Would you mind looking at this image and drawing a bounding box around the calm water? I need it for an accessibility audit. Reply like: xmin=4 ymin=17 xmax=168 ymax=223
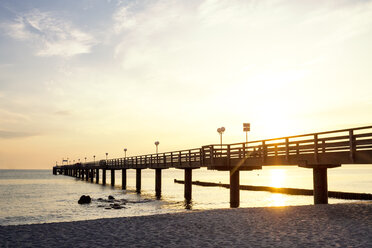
xmin=1 ymin=165 xmax=372 ymax=226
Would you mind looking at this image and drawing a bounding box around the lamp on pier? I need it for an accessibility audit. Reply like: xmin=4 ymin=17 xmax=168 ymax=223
xmin=217 ymin=127 xmax=225 ymax=149
xmin=105 ymin=152 xmax=108 ymax=161
xmin=124 ymin=148 xmax=127 ymax=158
xmin=155 ymin=141 xmax=160 ymax=154
xmin=93 ymin=155 xmax=96 ymax=163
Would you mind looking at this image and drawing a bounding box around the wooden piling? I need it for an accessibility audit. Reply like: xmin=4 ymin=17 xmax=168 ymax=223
xmin=102 ymin=169 xmax=106 ymax=185
xmin=90 ymin=169 xmax=94 ymax=182
xmin=122 ymin=169 xmax=127 ymax=190
xmin=111 ymin=169 xmax=115 ymax=186
xmin=136 ymin=169 xmax=141 ymax=193
xmin=155 ymin=168 xmax=162 ymax=198
xmin=96 ymin=169 xmax=99 ymax=183
xmin=313 ymin=168 xmax=328 ymax=204
xmin=184 ymin=168 xmax=192 ymax=202
xmin=230 ymin=169 xmax=240 ymax=208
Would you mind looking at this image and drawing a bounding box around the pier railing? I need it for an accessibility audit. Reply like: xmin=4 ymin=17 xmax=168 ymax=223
xmin=57 ymin=125 xmax=372 ymax=170
xmin=202 ymin=125 xmax=372 ymax=168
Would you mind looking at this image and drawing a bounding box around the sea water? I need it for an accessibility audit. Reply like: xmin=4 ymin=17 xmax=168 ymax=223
xmin=1 ymin=165 xmax=372 ymax=226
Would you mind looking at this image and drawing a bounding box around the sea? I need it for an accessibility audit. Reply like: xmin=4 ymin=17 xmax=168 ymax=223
xmin=1 ymin=165 xmax=372 ymax=226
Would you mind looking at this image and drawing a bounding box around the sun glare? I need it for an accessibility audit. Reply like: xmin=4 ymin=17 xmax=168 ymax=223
xmin=269 ymin=169 xmax=286 ymax=188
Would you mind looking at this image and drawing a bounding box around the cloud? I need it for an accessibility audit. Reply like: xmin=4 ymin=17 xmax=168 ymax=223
xmin=53 ymin=110 xmax=72 ymax=116
xmin=3 ymin=9 xmax=97 ymax=57
xmin=0 ymin=130 xmax=38 ymax=139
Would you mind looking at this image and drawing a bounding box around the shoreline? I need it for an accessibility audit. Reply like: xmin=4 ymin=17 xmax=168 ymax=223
xmin=1 ymin=203 xmax=371 ymax=247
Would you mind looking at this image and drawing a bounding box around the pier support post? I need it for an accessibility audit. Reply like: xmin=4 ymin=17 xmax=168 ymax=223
xmin=111 ymin=169 xmax=115 ymax=186
xmin=122 ymin=169 xmax=127 ymax=190
xmin=96 ymin=169 xmax=99 ymax=184
xmin=313 ymin=168 xmax=328 ymax=204
xmin=230 ymin=169 xmax=240 ymax=208
xmin=155 ymin=168 xmax=162 ymax=199
xmin=299 ymin=164 xmax=341 ymax=205
xmin=136 ymin=169 xmax=142 ymax=193
xmin=184 ymin=168 xmax=192 ymax=202
xmin=102 ymin=169 xmax=106 ymax=185
xmin=81 ymin=169 xmax=85 ymax=180
xmin=85 ymin=169 xmax=89 ymax=181
xmin=90 ymin=169 xmax=94 ymax=182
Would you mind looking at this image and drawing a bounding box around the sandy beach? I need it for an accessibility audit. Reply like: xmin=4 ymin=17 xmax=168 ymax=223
xmin=1 ymin=203 xmax=371 ymax=247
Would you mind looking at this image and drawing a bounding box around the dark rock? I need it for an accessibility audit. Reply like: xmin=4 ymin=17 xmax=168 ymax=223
xmin=108 ymin=195 xmax=115 ymax=200
xmin=78 ymin=195 xmax=91 ymax=204
xmin=112 ymin=203 xmax=123 ymax=209
xmin=97 ymin=198 xmax=104 ymax=201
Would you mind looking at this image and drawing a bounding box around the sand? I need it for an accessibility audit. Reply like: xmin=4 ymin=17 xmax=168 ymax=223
xmin=1 ymin=203 xmax=371 ymax=247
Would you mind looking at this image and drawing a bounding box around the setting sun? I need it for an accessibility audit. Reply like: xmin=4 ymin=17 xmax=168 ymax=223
xmin=269 ymin=169 xmax=286 ymax=188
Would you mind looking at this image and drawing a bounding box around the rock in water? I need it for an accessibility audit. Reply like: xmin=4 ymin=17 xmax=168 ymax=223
xmin=78 ymin=195 xmax=91 ymax=204
xmin=108 ymin=195 xmax=115 ymax=200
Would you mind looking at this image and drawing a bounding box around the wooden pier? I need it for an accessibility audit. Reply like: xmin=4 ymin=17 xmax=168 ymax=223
xmin=53 ymin=126 xmax=372 ymax=207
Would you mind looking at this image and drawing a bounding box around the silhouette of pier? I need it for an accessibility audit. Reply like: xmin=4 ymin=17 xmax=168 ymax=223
xmin=53 ymin=125 xmax=372 ymax=207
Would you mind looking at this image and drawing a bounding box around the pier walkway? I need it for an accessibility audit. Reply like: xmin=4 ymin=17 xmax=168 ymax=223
xmin=53 ymin=126 xmax=372 ymax=207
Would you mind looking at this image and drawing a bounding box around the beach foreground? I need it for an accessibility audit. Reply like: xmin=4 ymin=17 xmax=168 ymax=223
xmin=1 ymin=203 xmax=371 ymax=247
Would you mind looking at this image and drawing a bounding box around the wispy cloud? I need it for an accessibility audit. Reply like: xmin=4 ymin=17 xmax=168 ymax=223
xmin=2 ymin=9 xmax=97 ymax=57
xmin=0 ymin=130 xmax=38 ymax=139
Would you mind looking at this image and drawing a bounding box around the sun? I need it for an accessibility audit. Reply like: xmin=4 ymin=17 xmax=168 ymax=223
xmin=269 ymin=169 xmax=286 ymax=188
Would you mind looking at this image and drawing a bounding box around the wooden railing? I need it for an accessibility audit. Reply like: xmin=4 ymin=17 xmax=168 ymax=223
xmin=57 ymin=125 xmax=372 ymax=169
xmin=202 ymin=125 xmax=372 ymax=165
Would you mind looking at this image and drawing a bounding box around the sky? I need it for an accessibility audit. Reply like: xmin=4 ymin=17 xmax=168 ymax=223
xmin=0 ymin=0 xmax=372 ymax=169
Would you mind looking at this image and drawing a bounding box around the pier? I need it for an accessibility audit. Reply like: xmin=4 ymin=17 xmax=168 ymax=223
xmin=53 ymin=126 xmax=372 ymax=207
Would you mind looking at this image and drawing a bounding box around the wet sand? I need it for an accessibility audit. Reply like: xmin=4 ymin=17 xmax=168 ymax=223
xmin=1 ymin=203 xmax=371 ymax=247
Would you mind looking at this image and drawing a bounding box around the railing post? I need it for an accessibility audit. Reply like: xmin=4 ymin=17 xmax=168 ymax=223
xmin=285 ymin=138 xmax=290 ymax=162
xmin=242 ymin=143 xmax=246 ymax=159
xmin=262 ymin=141 xmax=266 ymax=163
xmin=314 ymin=134 xmax=319 ymax=163
xmin=322 ymin=140 xmax=326 ymax=153
xmin=163 ymin=153 xmax=166 ymax=167
xmin=296 ymin=142 xmax=300 ymax=155
xmin=189 ymin=150 xmax=192 ymax=167
xmin=199 ymin=148 xmax=203 ymax=166
xmin=275 ymin=145 xmax=278 ymax=157
xmin=349 ymin=130 xmax=355 ymax=163
xmin=210 ymin=146 xmax=214 ymax=166
xmin=171 ymin=152 xmax=173 ymax=166
xmin=179 ymin=151 xmax=182 ymax=167
xmin=227 ymin=144 xmax=231 ymax=161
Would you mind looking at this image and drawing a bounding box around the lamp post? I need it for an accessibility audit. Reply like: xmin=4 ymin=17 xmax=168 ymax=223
xmin=105 ymin=153 xmax=108 ymax=161
xmin=93 ymin=155 xmax=96 ymax=163
xmin=124 ymin=148 xmax=127 ymax=158
xmin=217 ymin=127 xmax=225 ymax=148
xmin=155 ymin=141 xmax=160 ymax=154
xmin=84 ymin=157 xmax=87 ymax=163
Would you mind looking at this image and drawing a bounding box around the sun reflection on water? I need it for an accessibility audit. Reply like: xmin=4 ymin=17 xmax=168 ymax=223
xmin=267 ymin=169 xmax=287 ymax=206
xmin=268 ymin=193 xmax=286 ymax=207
